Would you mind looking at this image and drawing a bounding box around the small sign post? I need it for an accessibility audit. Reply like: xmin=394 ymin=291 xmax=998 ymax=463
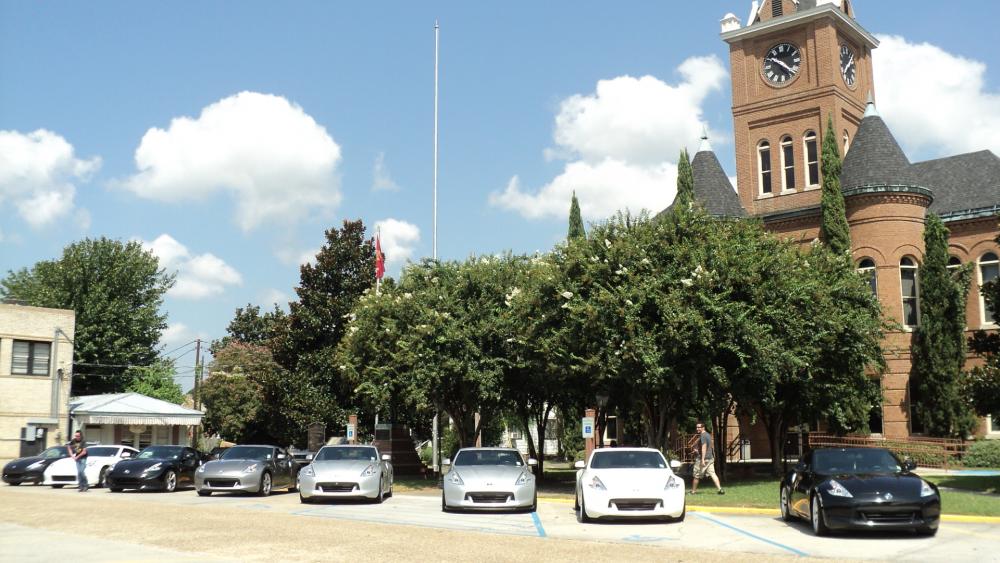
xmin=346 ymin=424 xmax=356 ymax=442
xmin=581 ymin=417 xmax=595 ymax=439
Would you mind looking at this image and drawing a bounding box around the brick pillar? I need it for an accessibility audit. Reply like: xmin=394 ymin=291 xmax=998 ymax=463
xmin=584 ymin=408 xmax=596 ymax=463
xmin=348 ymin=414 xmax=358 ymax=445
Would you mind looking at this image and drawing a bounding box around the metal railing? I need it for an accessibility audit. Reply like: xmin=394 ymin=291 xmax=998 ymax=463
xmin=807 ymin=432 xmax=967 ymax=469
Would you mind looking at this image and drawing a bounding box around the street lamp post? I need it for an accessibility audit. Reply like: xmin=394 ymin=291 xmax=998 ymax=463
xmin=595 ymin=391 xmax=609 ymax=448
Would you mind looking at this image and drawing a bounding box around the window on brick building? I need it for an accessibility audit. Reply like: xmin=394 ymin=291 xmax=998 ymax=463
xmin=980 ymin=252 xmax=999 ymax=325
xmin=900 ymin=256 xmax=920 ymax=327
xmin=857 ymin=258 xmax=877 ymax=298
xmin=868 ymin=402 xmax=883 ymax=435
xmin=780 ymin=136 xmax=795 ymax=191
xmin=947 ymin=256 xmax=962 ymax=270
xmin=803 ymin=130 xmax=819 ymax=187
xmin=758 ymin=141 xmax=773 ymax=195
xmin=12 ymin=340 xmax=50 ymax=375
xmin=843 ymin=131 xmax=850 ymax=155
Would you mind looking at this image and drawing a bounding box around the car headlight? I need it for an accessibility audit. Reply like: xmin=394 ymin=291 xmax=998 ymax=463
xmin=301 ymin=465 xmax=314 ymax=477
xmin=244 ymin=463 xmax=259 ymax=474
xmin=360 ymin=464 xmax=377 ymax=477
xmin=920 ymin=480 xmax=936 ymax=497
xmin=27 ymin=461 xmax=45 ymax=470
xmin=143 ymin=463 xmax=163 ymax=473
xmin=665 ymin=475 xmax=682 ymax=489
xmin=825 ymin=479 xmax=853 ymax=498
xmin=197 ymin=464 xmax=206 ymax=473
xmin=515 ymin=471 xmax=532 ymax=486
xmin=588 ymin=475 xmax=607 ymax=491
xmin=447 ymin=471 xmax=464 ymax=486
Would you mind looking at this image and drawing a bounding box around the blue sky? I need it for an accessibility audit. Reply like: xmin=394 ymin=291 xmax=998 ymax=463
xmin=3 ymin=1 xmax=1000 ymax=389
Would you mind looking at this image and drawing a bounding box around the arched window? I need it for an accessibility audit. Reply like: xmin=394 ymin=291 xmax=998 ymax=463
xmin=758 ymin=141 xmax=773 ymax=195
xmin=858 ymin=258 xmax=877 ymax=298
xmin=843 ymin=130 xmax=850 ymax=155
xmin=803 ymin=130 xmax=819 ymax=187
xmin=980 ymin=252 xmax=999 ymax=325
xmin=947 ymin=256 xmax=962 ymax=270
xmin=900 ymin=256 xmax=920 ymax=327
xmin=780 ymin=135 xmax=795 ymax=191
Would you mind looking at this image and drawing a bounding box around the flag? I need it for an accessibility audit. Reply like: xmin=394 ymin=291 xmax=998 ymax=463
xmin=375 ymin=233 xmax=385 ymax=280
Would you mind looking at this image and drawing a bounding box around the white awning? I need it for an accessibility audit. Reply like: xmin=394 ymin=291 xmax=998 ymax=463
xmin=73 ymin=414 xmax=202 ymax=426
xmin=69 ymin=392 xmax=204 ymax=427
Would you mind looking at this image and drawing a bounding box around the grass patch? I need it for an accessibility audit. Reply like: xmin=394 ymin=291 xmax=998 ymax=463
xmin=923 ymin=474 xmax=999 ymax=494
xmin=684 ymin=477 xmax=776 ymax=508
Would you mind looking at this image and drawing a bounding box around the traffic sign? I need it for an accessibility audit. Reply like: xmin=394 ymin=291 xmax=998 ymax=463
xmin=346 ymin=423 xmax=356 ymax=440
xmin=581 ymin=416 xmax=595 ymax=439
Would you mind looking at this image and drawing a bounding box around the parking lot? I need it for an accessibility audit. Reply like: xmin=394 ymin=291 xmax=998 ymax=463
xmin=1 ymin=484 xmax=998 ymax=562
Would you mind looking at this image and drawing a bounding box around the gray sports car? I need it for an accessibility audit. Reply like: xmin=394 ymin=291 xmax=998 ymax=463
xmin=297 ymin=445 xmax=393 ymax=503
xmin=442 ymin=448 xmax=537 ymax=512
xmin=194 ymin=445 xmax=297 ymax=496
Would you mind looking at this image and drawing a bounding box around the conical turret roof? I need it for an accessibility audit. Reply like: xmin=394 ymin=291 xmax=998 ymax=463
xmin=841 ymin=98 xmax=920 ymax=190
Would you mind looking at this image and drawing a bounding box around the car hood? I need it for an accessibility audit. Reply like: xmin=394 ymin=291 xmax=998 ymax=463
xmin=202 ymin=460 xmax=263 ymax=474
xmin=5 ymin=455 xmax=61 ymax=472
xmin=821 ymin=472 xmax=927 ymax=496
xmin=585 ymin=468 xmax=673 ymax=492
xmin=311 ymin=460 xmax=376 ymax=478
xmin=448 ymin=466 xmax=527 ymax=484
xmin=44 ymin=458 xmax=78 ymax=473
xmin=110 ymin=458 xmax=172 ymax=473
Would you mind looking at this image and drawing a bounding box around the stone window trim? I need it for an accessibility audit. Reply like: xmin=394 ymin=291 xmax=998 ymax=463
xmin=979 ymin=251 xmax=999 ymax=327
xmin=802 ymin=130 xmax=819 ymax=188
xmin=780 ymin=135 xmax=796 ymax=193
xmin=899 ymin=256 xmax=920 ymax=330
xmin=757 ymin=140 xmax=773 ymax=197
xmin=11 ymin=339 xmax=52 ymax=376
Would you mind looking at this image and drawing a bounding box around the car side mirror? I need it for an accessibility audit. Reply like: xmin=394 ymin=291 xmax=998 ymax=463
xmin=442 ymin=458 xmax=451 ymax=466
xmin=794 ymin=461 xmax=807 ymax=472
xmin=381 ymin=454 xmax=391 ymax=461
xmin=527 ymin=458 xmax=538 ymax=466
xmin=574 ymin=460 xmax=586 ymax=469
xmin=903 ymin=459 xmax=917 ymax=471
xmin=277 ymin=453 xmax=287 ymax=460
xmin=121 ymin=452 xmax=132 ymax=458
xmin=669 ymin=460 xmax=681 ymax=469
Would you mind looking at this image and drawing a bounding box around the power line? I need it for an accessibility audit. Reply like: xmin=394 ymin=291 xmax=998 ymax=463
xmin=161 ymin=340 xmax=197 ymax=357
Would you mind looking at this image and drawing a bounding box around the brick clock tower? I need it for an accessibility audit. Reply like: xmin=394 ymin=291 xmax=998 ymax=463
xmin=721 ymin=0 xmax=878 ymax=218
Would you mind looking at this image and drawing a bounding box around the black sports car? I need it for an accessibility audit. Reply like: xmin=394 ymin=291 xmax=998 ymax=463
xmin=106 ymin=445 xmax=201 ymax=492
xmin=780 ymin=447 xmax=940 ymax=536
xmin=3 ymin=447 xmax=70 ymax=485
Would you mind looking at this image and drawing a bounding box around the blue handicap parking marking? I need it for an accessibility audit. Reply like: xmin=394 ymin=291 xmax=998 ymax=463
xmin=530 ymin=511 xmax=546 ymax=537
xmin=622 ymin=534 xmax=675 ymax=543
xmin=694 ymin=513 xmax=808 ymax=557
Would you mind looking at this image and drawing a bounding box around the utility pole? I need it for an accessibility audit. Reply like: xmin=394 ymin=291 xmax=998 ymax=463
xmin=192 ymin=338 xmax=202 ymax=448
xmin=431 ymin=19 xmax=440 ymax=477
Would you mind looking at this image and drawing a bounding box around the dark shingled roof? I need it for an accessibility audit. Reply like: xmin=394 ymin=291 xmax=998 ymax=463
xmin=911 ymin=150 xmax=1000 ymax=215
xmin=661 ymin=149 xmax=746 ymax=218
xmin=841 ymin=114 xmax=918 ymax=190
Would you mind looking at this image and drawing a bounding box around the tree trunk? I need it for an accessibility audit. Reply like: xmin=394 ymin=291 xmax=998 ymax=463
xmin=533 ymin=403 xmax=554 ymax=481
xmin=760 ymin=411 xmax=786 ymax=477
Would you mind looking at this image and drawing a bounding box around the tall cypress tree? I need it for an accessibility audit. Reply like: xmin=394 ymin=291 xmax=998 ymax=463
xmin=819 ymin=114 xmax=851 ymax=255
xmin=911 ymin=213 xmax=976 ymax=437
xmin=568 ymin=191 xmax=585 ymax=240
xmin=675 ymin=149 xmax=695 ymax=209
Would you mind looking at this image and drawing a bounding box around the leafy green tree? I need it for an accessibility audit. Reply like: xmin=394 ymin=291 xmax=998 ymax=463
xmin=209 ymin=303 xmax=287 ymax=355
xmin=1 ymin=237 xmax=174 ymax=395
xmin=675 ymin=149 xmax=695 ymax=209
xmin=124 ymin=359 xmax=184 ymax=404
xmin=568 ymin=191 xmax=585 ymax=240
xmin=966 ymin=233 xmax=1000 ymax=419
xmin=912 ymin=214 xmax=976 ymax=437
xmin=820 ymin=114 xmax=851 ymax=255
xmin=200 ymin=342 xmax=272 ymax=443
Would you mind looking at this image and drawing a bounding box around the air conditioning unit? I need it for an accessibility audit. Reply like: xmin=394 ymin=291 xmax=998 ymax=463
xmin=21 ymin=425 xmax=36 ymax=441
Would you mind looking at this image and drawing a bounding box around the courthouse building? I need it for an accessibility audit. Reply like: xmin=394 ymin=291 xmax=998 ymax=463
xmin=674 ymin=0 xmax=999 ymax=454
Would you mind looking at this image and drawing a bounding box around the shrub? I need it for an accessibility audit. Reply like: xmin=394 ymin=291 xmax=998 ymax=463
xmin=964 ymin=440 xmax=1000 ymax=468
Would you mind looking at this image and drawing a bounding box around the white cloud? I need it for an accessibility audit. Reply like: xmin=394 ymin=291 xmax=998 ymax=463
xmin=372 ymin=152 xmax=400 ymax=191
xmin=491 ymin=56 xmax=727 ymax=221
xmin=159 ymin=322 xmax=195 ymax=352
xmin=259 ymin=288 xmax=289 ymax=309
xmin=140 ymin=234 xmax=243 ymax=300
xmin=123 ymin=91 xmax=342 ymax=231
xmin=275 ymin=247 xmax=319 ymax=266
xmin=874 ymin=35 xmax=1000 ymax=158
xmin=375 ymin=218 xmax=420 ymax=270
xmin=0 ymin=129 xmax=100 ymax=228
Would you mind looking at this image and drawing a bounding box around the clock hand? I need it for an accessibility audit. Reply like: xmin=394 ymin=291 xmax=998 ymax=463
xmin=767 ymin=57 xmax=794 ymax=73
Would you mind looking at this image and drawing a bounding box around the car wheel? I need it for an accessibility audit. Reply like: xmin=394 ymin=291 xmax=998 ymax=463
xmin=916 ymin=526 xmax=938 ymax=537
xmin=811 ymin=494 xmax=829 ymax=536
xmin=197 ymin=490 xmax=212 ymax=497
xmin=163 ymin=470 xmax=177 ymax=493
xmin=258 ymin=472 xmax=272 ymax=497
xmin=375 ymin=477 xmax=385 ymax=504
xmin=441 ymin=492 xmax=450 ymax=513
xmin=780 ymin=486 xmax=793 ymax=521
xmin=8 ymin=482 xmax=20 ymax=486
xmin=529 ymin=492 xmax=537 ymax=513
xmin=52 ymin=484 xmax=65 ymax=489
xmin=387 ymin=477 xmax=393 ymax=498
xmin=578 ymin=495 xmax=593 ymax=523
xmin=574 ymin=490 xmax=579 ymax=511
xmin=98 ymin=467 xmax=109 ymax=488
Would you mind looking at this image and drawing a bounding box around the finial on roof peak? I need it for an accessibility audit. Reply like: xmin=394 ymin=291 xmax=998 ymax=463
xmin=863 ymin=91 xmax=879 ymax=117
xmin=698 ymin=125 xmax=713 ymax=153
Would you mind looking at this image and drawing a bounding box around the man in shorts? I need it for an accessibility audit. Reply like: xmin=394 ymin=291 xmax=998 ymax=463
xmin=690 ymin=422 xmax=724 ymax=495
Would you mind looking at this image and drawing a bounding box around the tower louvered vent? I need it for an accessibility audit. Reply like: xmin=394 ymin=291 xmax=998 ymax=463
xmin=772 ymin=1 xmax=783 ymax=17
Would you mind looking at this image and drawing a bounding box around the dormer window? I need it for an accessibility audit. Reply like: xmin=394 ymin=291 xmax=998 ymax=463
xmin=803 ymin=130 xmax=819 ymax=187
xmin=758 ymin=141 xmax=773 ymax=195
xmin=780 ymin=136 xmax=795 ymax=191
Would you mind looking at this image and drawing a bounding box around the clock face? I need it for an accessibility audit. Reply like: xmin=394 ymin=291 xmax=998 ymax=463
xmin=763 ymin=42 xmax=801 ymax=85
xmin=840 ymin=44 xmax=857 ymax=87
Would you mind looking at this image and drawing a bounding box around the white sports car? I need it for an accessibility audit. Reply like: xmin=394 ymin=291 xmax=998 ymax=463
xmin=43 ymin=445 xmax=139 ymax=489
xmin=574 ymin=447 xmax=685 ymax=522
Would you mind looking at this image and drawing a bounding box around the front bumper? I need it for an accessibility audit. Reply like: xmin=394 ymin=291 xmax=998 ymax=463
xmin=195 ymin=471 xmax=262 ymax=493
xmin=299 ymin=472 xmax=381 ymax=499
xmin=42 ymin=473 xmax=79 ymax=486
xmin=582 ymin=486 xmax=685 ymax=519
xmin=107 ymin=471 xmax=169 ymax=491
xmin=3 ymin=469 xmax=44 ymax=485
xmin=443 ymin=480 xmax=535 ymax=510
xmin=819 ymin=493 xmax=940 ymax=531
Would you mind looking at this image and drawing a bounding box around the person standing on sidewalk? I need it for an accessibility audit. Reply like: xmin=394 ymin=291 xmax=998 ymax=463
xmin=690 ymin=422 xmax=724 ymax=495
xmin=67 ymin=431 xmax=89 ymax=492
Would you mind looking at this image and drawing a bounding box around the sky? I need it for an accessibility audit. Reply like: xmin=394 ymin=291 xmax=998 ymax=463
xmin=3 ymin=1 xmax=1000 ymax=390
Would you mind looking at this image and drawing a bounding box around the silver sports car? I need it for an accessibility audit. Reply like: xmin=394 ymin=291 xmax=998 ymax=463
xmin=194 ymin=445 xmax=297 ymax=496
xmin=442 ymin=448 xmax=537 ymax=512
xmin=297 ymin=445 xmax=393 ymax=503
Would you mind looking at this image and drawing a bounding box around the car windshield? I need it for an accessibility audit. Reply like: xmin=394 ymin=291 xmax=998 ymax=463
xmin=136 ymin=446 xmax=183 ymax=460
xmin=453 ymin=450 xmax=523 ymax=467
xmin=813 ymin=449 xmax=902 ymax=474
xmin=315 ymin=447 xmax=377 ymax=461
xmin=41 ymin=447 xmax=66 ymax=459
xmin=221 ymin=446 xmax=273 ymax=461
xmin=86 ymin=447 xmax=119 ymax=457
xmin=590 ymin=450 xmax=666 ymax=469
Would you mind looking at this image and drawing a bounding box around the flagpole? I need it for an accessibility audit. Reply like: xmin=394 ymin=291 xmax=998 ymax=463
xmin=431 ymin=19 xmax=440 ymax=476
